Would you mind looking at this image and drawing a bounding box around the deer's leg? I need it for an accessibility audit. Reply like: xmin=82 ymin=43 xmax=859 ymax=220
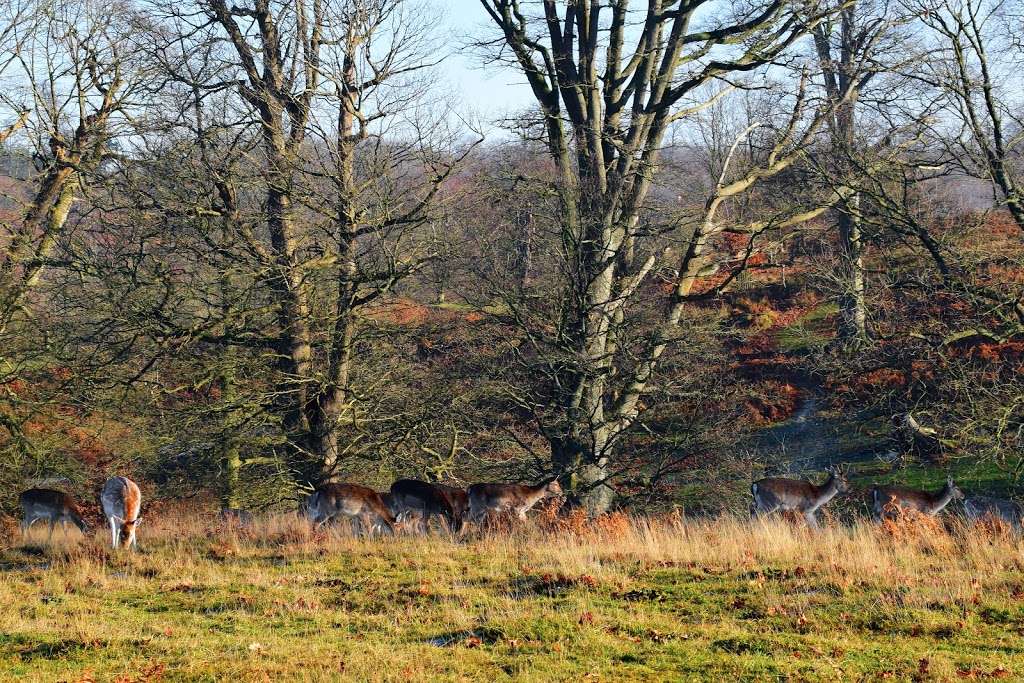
xmin=109 ymin=518 xmax=119 ymax=548
xmin=47 ymin=518 xmax=56 ymax=541
xmin=804 ymin=511 xmax=819 ymax=529
xmin=750 ymin=500 xmax=769 ymax=519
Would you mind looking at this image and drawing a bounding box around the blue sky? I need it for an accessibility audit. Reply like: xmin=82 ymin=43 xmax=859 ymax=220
xmin=441 ymin=0 xmax=535 ymax=124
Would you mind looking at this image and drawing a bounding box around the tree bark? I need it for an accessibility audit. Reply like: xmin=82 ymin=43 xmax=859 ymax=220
xmin=837 ymin=195 xmax=867 ymax=340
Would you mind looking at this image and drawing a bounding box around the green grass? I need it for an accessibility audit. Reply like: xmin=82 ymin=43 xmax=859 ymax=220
xmin=777 ymin=302 xmax=839 ymax=352
xmin=851 ymin=457 xmax=1019 ymax=498
xmin=1 ymin=512 xmax=1022 ymax=681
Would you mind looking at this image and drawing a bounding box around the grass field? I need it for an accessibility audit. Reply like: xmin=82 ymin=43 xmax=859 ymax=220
xmin=0 ymin=509 xmax=1022 ymax=682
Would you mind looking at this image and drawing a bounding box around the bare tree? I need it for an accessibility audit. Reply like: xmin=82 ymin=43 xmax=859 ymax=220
xmin=55 ymin=0 xmax=477 ymax=505
xmin=475 ymin=0 xmax=850 ymax=511
xmin=0 ymin=0 xmax=153 ymax=496
xmin=812 ymin=0 xmax=900 ymax=341
xmin=911 ymin=0 xmax=1024 ymax=234
xmin=0 ymin=0 xmax=143 ymax=333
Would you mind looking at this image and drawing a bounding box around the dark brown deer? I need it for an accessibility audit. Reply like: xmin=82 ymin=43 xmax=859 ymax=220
xmin=871 ymin=477 xmax=964 ymax=521
xmin=750 ymin=466 xmax=849 ymax=528
xmin=100 ymin=476 xmax=142 ymax=549
xmin=304 ymin=483 xmax=395 ymax=535
xmin=467 ymin=479 xmax=562 ymax=523
xmin=390 ymin=479 xmax=469 ymax=533
xmin=19 ymin=488 xmax=89 ymax=540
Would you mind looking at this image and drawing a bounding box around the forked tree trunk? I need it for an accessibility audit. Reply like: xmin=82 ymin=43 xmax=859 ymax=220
xmin=481 ymin=0 xmax=827 ymax=514
xmin=551 ymin=432 xmax=613 ymax=513
xmin=814 ymin=4 xmax=871 ymax=344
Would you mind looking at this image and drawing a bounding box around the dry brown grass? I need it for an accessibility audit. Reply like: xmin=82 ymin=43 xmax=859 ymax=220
xmin=1 ymin=508 xmax=1022 ymax=681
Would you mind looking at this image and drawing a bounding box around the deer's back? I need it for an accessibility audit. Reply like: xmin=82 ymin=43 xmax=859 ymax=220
xmin=391 ymin=480 xmax=450 ymax=511
xmin=20 ymin=488 xmax=76 ymax=513
xmin=752 ymin=477 xmax=819 ymax=509
xmin=101 ymin=477 xmax=141 ymax=519
xmin=317 ymin=484 xmax=394 ymax=524
xmin=469 ymin=483 xmax=530 ymax=501
xmin=872 ymin=485 xmax=933 ymax=512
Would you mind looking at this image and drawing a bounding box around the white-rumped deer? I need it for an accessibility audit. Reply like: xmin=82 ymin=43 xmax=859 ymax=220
xmin=963 ymin=495 xmax=1023 ymax=531
xmin=19 ymin=488 xmax=90 ymax=540
xmin=467 ymin=479 xmax=562 ymax=523
xmin=871 ymin=476 xmax=963 ymax=521
xmin=390 ymin=479 xmax=469 ymax=533
xmin=750 ymin=466 xmax=849 ymax=528
xmin=303 ymin=483 xmax=395 ymax=535
xmin=101 ymin=476 xmax=142 ymax=549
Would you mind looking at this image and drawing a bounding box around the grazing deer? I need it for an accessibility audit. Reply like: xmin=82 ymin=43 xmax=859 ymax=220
xmin=390 ymin=479 xmax=469 ymax=533
xmin=750 ymin=466 xmax=849 ymax=529
xmin=375 ymin=492 xmax=413 ymax=534
xmin=304 ymin=483 xmax=395 ymax=535
xmin=19 ymin=488 xmax=90 ymax=540
xmin=467 ymin=479 xmax=562 ymax=523
xmin=963 ymin=495 xmax=1022 ymax=531
xmin=100 ymin=476 xmax=142 ymax=549
xmin=871 ymin=476 xmax=964 ymax=521
xmin=379 ymin=492 xmax=401 ymax=518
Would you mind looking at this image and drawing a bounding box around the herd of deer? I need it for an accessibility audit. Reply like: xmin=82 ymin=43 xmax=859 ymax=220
xmin=751 ymin=465 xmax=1023 ymax=530
xmin=15 ymin=467 xmax=1023 ymax=550
xmin=16 ymin=477 xmax=565 ymax=547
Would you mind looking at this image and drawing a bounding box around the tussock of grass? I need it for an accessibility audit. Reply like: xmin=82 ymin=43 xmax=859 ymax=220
xmin=1 ymin=510 xmax=1022 ymax=681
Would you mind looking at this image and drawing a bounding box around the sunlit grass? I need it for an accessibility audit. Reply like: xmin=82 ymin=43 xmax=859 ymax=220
xmin=0 ymin=508 xmax=1021 ymax=681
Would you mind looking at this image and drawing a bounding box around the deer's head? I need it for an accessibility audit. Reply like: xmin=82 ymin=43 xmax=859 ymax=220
xmin=945 ymin=476 xmax=965 ymax=501
xmin=828 ymin=465 xmax=850 ymax=493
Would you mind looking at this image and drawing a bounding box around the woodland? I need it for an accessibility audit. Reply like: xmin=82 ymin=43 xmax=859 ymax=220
xmin=1 ymin=0 xmax=1023 ymax=516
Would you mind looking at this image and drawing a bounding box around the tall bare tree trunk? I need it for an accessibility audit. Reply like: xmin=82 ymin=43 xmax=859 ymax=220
xmin=814 ymin=5 xmax=873 ymax=343
xmin=837 ymin=195 xmax=867 ymax=340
